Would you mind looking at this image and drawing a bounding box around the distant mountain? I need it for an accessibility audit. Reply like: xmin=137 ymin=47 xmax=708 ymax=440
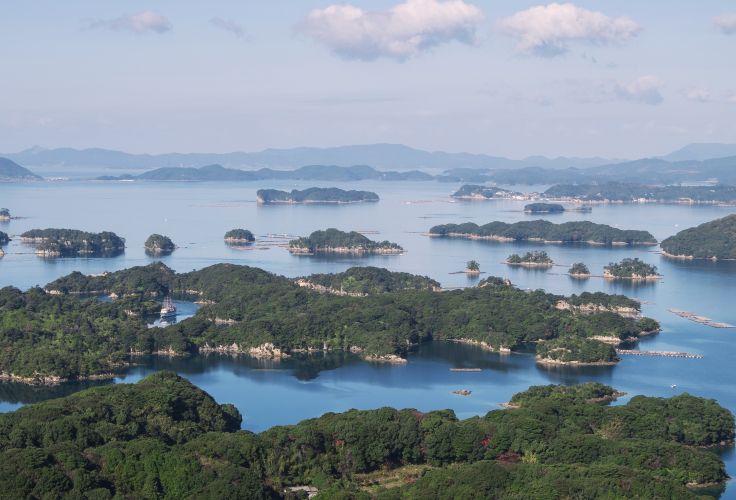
xmin=661 ymin=143 xmax=736 ymax=162
xmin=6 ymin=144 xmax=616 ymax=171
xmin=0 ymin=157 xmax=41 ymax=180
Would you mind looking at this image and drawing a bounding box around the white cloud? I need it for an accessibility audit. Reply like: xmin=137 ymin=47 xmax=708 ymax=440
xmin=615 ymin=76 xmax=663 ymax=105
xmin=714 ymin=14 xmax=736 ymax=34
xmin=299 ymin=0 xmax=484 ymax=61
xmin=210 ymin=17 xmax=248 ymax=39
xmin=498 ymin=3 xmax=640 ymax=57
xmin=683 ymin=87 xmax=711 ymax=103
xmin=88 ymin=11 xmax=171 ymax=34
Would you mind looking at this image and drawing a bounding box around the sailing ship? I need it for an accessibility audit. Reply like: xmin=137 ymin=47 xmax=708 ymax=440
xmin=160 ymin=296 xmax=177 ymax=320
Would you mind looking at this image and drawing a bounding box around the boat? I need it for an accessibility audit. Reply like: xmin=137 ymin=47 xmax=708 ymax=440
xmin=160 ymin=296 xmax=177 ymax=320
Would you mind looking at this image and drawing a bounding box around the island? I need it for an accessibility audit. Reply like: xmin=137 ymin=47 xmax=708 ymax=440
xmin=523 ymin=202 xmax=564 ymax=214
xmin=224 ymin=228 xmax=255 ymax=244
xmin=604 ymin=258 xmax=661 ymax=281
xmin=429 ymin=220 xmax=657 ymax=246
xmin=450 ymin=184 xmax=519 ymax=199
xmin=660 ymin=214 xmax=736 ymax=260
xmin=506 ymin=251 xmax=554 ymax=267
xmin=20 ymin=228 xmax=125 ymax=257
xmin=296 ymin=266 xmax=440 ymax=296
xmin=464 ymin=259 xmax=480 ymax=275
xmin=0 ymin=208 xmax=9 ymax=221
xmin=0 ymin=374 xmax=730 ymax=498
xmin=256 ymin=187 xmax=379 ymax=204
xmin=288 ymin=228 xmax=403 ymax=255
xmin=544 ymin=182 xmax=736 ymax=204
xmin=568 ymin=262 xmax=591 ymax=278
xmin=0 ymin=157 xmax=42 ymax=181
xmin=144 ymin=234 xmax=175 ymax=255
xmin=0 ymin=231 xmax=9 ymax=245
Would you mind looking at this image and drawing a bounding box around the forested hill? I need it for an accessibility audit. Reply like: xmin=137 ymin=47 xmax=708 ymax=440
xmin=661 ymin=214 xmax=736 ymax=259
xmin=0 ymin=157 xmax=41 ymax=180
xmin=0 ymin=374 xmax=732 ymax=498
xmin=256 ymin=187 xmax=379 ymax=204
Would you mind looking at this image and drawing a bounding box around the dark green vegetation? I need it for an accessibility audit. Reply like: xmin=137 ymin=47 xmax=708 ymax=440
xmin=430 ymin=220 xmax=657 ymax=246
xmin=13 ymin=263 xmax=661 ymax=381
xmin=544 ymin=182 xmax=736 ymax=203
xmin=604 ymin=258 xmax=660 ymax=280
xmin=536 ymin=336 xmax=618 ymax=364
xmin=20 ymin=228 xmax=125 ymax=257
xmin=0 ymin=231 xmax=9 ymax=245
xmin=569 ymin=262 xmax=590 ymax=276
xmin=100 ymin=164 xmax=433 ymax=182
xmin=450 ymin=184 xmax=517 ymax=199
xmin=0 ymin=207 xmax=9 ymax=219
xmin=0 ymin=374 xmax=731 ymax=498
xmin=289 ymin=228 xmax=403 ymax=254
xmin=0 ymin=157 xmax=41 ymax=180
xmin=465 ymin=260 xmax=480 ymax=271
xmin=144 ymin=234 xmax=175 ymax=255
xmin=524 ymin=202 xmax=565 ymax=213
xmin=257 ymin=187 xmax=379 ymax=204
xmin=661 ymin=214 xmax=736 ymax=260
xmin=507 ymin=251 xmax=553 ymax=265
xmin=302 ymin=267 xmax=440 ymax=294
xmin=224 ymin=229 xmax=255 ymax=243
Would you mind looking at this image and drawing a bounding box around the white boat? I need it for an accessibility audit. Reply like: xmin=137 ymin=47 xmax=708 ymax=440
xmin=160 ymin=296 xmax=177 ymax=320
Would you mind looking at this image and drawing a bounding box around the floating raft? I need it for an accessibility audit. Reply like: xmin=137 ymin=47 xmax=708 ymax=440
xmin=669 ymin=309 xmax=735 ymax=328
xmin=450 ymin=368 xmax=482 ymax=372
xmin=616 ymin=349 xmax=703 ymax=359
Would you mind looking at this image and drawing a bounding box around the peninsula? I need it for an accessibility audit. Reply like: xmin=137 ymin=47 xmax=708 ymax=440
xmin=604 ymin=258 xmax=661 ymax=281
xmin=20 ymin=228 xmax=125 ymax=257
xmin=256 ymin=187 xmax=379 ymax=204
xmin=660 ymin=214 xmax=736 ymax=260
xmin=429 ymin=220 xmax=657 ymax=246
xmin=289 ymin=228 xmax=403 ymax=255
xmin=544 ymin=182 xmax=736 ymax=204
xmin=224 ymin=228 xmax=255 ymax=244
xmin=450 ymin=184 xmax=519 ymax=199
xmin=144 ymin=234 xmax=175 ymax=255
xmin=506 ymin=251 xmax=554 ymax=267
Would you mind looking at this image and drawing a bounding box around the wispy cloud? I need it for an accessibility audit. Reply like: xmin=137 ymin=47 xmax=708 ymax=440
xmin=87 ymin=11 xmax=171 ymax=34
xmin=714 ymin=14 xmax=736 ymax=34
xmin=614 ymin=76 xmax=664 ymax=105
xmin=498 ymin=3 xmax=640 ymax=57
xmin=682 ymin=87 xmax=711 ymax=103
xmin=298 ymin=0 xmax=484 ymax=61
xmin=210 ymin=17 xmax=249 ymax=40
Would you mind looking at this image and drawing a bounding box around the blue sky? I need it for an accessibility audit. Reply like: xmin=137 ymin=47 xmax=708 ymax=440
xmin=1 ymin=1 xmax=735 ymax=158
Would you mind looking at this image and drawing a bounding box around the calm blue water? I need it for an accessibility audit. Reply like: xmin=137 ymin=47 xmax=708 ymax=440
xmin=0 ymin=180 xmax=735 ymax=496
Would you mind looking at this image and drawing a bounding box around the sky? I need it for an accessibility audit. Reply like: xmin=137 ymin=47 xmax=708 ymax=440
xmin=1 ymin=1 xmax=735 ymax=159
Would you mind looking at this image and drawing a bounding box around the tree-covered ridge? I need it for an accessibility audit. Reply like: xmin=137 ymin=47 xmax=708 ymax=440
xmin=661 ymin=214 xmax=736 ymax=260
xmin=301 ymin=267 xmax=440 ymax=295
xmin=536 ymin=336 xmax=618 ymax=364
xmin=604 ymin=258 xmax=660 ymax=279
xmin=0 ymin=157 xmax=41 ymax=180
xmin=430 ymin=220 xmax=657 ymax=245
xmin=0 ymin=375 xmax=731 ymax=498
xmin=524 ymin=202 xmax=564 ymax=213
xmin=256 ymin=187 xmax=379 ymax=204
xmin=566 ymin=291 xmax=640 ymax=311
xmin=20 ymin=228 xmax=125 ymax=257
xmin=544 ymin=182 xmax=736 ymax=203
xmin=289 ymin=228 xmax=403 ymax=254
xmin=451 ymin=184 xmax=518 ymax=198
xmin=224 ymin=228 xmax=255 ymax=243
xmin=507 ymin=251 xmax=553 ymax=265
xmin=144 ymin=234 xmax=175 ymax=255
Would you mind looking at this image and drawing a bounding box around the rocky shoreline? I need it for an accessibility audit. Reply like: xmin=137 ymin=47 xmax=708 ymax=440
xmin=289 ymin=245 xmax=403 ymax=255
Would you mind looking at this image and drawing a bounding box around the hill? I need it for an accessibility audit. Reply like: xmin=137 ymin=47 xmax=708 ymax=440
xmin=0 ymin=157 xmax=41 ymax=180
xmin=257 ymin=187 xmax=379 ymax=204
xmin=661 ymin=214 xmax=736 ymax=260
xmin=661 ymin=142 xmax=736 ymax=162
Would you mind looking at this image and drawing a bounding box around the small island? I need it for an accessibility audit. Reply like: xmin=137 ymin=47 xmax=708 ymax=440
xmin=430 ymin=220 xmax=657 ymax=246
xmin=536 ymin=337 xmax=618 ymax=365
xmin=144 ymin=234 xmax=176 ymax=256
xmin=544 ymin=182 xmax=736 ymax=204
xmin=0 ymin=208 xmax=10 ymax=221
xmin=568 ymin=262 xmax=591 ymax=279
xmin=524 ymin=202 xmax=564 ymax=214
xmin=257 ymin=187 xmax=379 ymax=204
xmin=0 ymin=231 xmax=9 ymax=245
xmin=20 ymin=228 xmax=125 ymax=257
xmin=450 ymin=184 xmax=519 ymax=200
xmin=289 ymin=228 xmax=403 ymax=255
xmin=506 ymin=251 xmax=554 ymax=268
xmin=224 ymin=229 xmax=255 ymax=245
xmin=604 ymin=258 xmax=660 ymax=281
xmin=464 ymin=260 xmax=480 ymax=275
xmin=660 ymin=214 xmax=736 ymax=260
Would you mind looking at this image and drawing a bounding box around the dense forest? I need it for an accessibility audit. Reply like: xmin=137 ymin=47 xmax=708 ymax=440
xmin=544 ymin=182 xmax=736 ymax=203
xmin=257 ymin=187 xmax=379 ymax=204
xmin=0 ymin=230 xmax=9 ymax=245
xmin=0 ymin=207 xmax=10 ymax=220
xmin=224 ymin=229 xmax=255 ymax=243
xmin=144 ymin=234 xmax=175 ymax=255
xmin=289 ymin=228 xmax=403 ymax=254
xmin=20 ymin=228 xmax=125 ymax=257
xmin=524 ymin=203 xmax=565 ymax=213
xmin=569 ymin=262 xmax=590 ymax=276
xmin=430 ymin=220 xmax=657 ymax=246
xmin=0 ymin=263 xmax=660 ymax=381
xmin=660 ymin=215 xmax=736 ymax=260
xmin=506 ymin=251 xmax=553 ymax=266
xmin=0 ymin=373 xmax=731 ymax=498
xmin=450 ymin=184 xmax=518 ymax=199
xmin=604 ymin=258 xmax=660 ymax=279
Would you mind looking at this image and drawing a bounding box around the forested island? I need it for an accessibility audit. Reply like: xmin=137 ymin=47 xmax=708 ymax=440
xmin=0 ymin=157 xmax=41 ymax=181
xmin=0 ymin=208 xmax=10 ymax=221
xmin=0 ymin=373 xmax=731 ymax=498
xmin=543 ymin=182 xmax=736 ymax=204
xmin=450 ymin=184 xmax=519 ymax=199
xmin=257 ymin=187 xmax=379 ymax=204
xmin=20 ymin=228 xmax=125 ymax=257
xmin=604 ymin=258 xmax=661 ymax=281
xmin=506 ymin=251 xmax=554 ymax=267
xmin=289 ymin=228 xmax=403 ymax=255
xmin=144 ymin=234 xmax=175 ymax=255
xmin=569 ymin=262 xmax=591 ymax=278
xmin=524 ymin=202 xmax=564 ymax=213
xmin=297 ymin=267 xmax=440 ymax=295
xmin=0 ymin=231 xmax=9 ymax=245
xmin=0 ymin=262 xmax=661 ymax=383
xmin=661 ymin=214 xmax=736 ymax=260
xmin=224 ymin=228 xmax=255 ymax=244
xmin=429 ymin=220 xmax=657 ymax=246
